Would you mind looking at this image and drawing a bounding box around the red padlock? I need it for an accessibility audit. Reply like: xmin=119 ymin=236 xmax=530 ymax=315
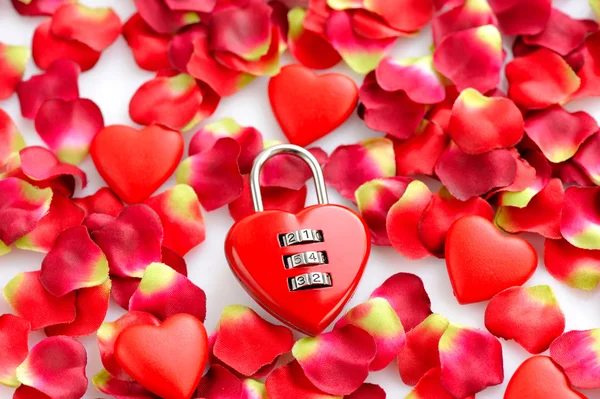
xmin=225 ymin=144 xmax=371 ymax=336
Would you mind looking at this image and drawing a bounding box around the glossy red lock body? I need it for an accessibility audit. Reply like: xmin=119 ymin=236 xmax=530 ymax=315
xmin=225 ymin=204 xmax=371 ymax=336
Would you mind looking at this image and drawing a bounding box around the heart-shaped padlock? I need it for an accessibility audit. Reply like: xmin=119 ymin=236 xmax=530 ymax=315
xmin=225 ymin=144 xmax=371 ymax=336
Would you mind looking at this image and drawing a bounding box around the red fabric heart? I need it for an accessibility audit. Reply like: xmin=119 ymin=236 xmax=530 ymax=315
xmin=445 ymin=215 xmax=537 ymax=304
xmin=268 ymin=64 xmax=358 ymax=147
xmin=90 ymin=124 xmax=183 ymax=204
xmin=505 ymin=356 xmax=587 ymax=399
xmin=114 ymin=313 xmax=208 ymax=399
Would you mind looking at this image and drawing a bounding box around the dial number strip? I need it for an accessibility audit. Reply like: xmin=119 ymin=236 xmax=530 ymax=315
xmin=278 ymin=229 xmax=324 ymax=247
xmin=288 ymin=272 xmax=332 ymax=291
xmin=284 ymin=251 xmax=328 ymax=269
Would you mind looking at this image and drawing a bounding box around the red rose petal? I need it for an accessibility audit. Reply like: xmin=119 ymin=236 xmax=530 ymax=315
xmin=408 ymin=368 xmax=475 ymax=399
xmin=32 ymin=20 xmax=101 ymax=72
xmin=187 ymin=26 xmax=252 ymax=97
xmin=51 ymin=3 xmax=122 ymax=52
xmin=35 ymin=98 xmax=104 ymax=165
xmin=355 ymin=176 xmax=412 ymax=245
xmin=386 ymin=180 xmax=433 ymax=260
xmin=345 ymin=383 xmax=385 ymax=399
xmin=287 ymin=7 xmax=341 ymax=69
xmin=448 ymin=88 xmax=524 ymax=154
xmin=13 ymin=386 xmax=51 ymax=399
xmin=260 ymin=146 xmax=328 ymax=190
xmin=122 ymin=13 xmax=171 ymax=72
xmin=91 ymin=204 xmax=163 ymax=278
xmin=496 ymin=178 xmax=564 ymax=239
xmin=553 ymin=160 xmax=595 ymax=187
xmin=15 ymin=146 xmax=87 ymax=196
xmin=370 ymin=272 xmax=432 ymax=332
xmin=176 ymin=137 xmax=244 ymax=211
xmin=375 ymin=55 xmax=445 ymax=104
xmin=265 ymin=361 xmax=340 ymax=399
xmin=351 ymin=9 xmax=409 ymax=40
xmin=392 ymin=121 xmax=449 ymax=177
xmin=438 ymin=323 xmax=504 ymax=398
xmin=0 ymin=110 xmax=25 ymax=169
xmin=166 ymin=0 xmax=215 ymax=12
xmin=426 ymin=85 xmax=460 ymax=132
xmin=44 ymin=279 xmax=111 ymax=337
xmin=16 ymin=58 xmax=79 ymax=120
xmin=431 ymin=0 xmax=496 ymax=46
xmin=108 ymin=247 xmax=188 ymax=310
xmin=435 ymin=143 xmax=518 ymax=201
xmin=39 ymin=225 xmax=108 ymax=296
xmin=560 ymin=186 xmax=600 ymax=250
xmin=506 ymin=48 xmax=581 ymax=109
xmin=0 ymin=177 xmax=53 ymax=247
xmin=92 ymin=369 xmax=156 ymax=399
xmin=487 ymin=148 xmax=537 ymax=200
xmin=569 ymin=42 xmax=600 ymax=101
xmin=292 ymin=325 xmax=376 ymax=395
xmin=0 ymin=43 xmax=29 ymax=100
xmin=3 ymin=270 xmax=76 ymax=330
xmin=544 ymin=238 xmax=600 ymax=291
xmin=398 ymin=313 xmax=449 ymax=386
xmin=196 ymin=365 xmax=244 ymax=399
xmin=485 ymin=285 xmax=565 ymax=354
xmin=209 ymin=0 xmax=272 ymax=61
xmin=228 ymin=174 xmax=307 ymax=222
xmin=359 ymin=72 xmax=427 ymax=140
xmin=550 ymin=329 xmax=600 ymax=389
xmin=97 ymin=311 xmax=160 ymax=380
xmin=188 ymin=118 xmax=263 ymax=174
xmin=496 ymin=149 xmax=551 ymax=208
xmin=73 ymin=187 xmax=123 ymax=217
xmin=213 ymin=25 xmax=281 ymax=78
xmin=143 ymin=184 xmax=205 ymax=256
xmin=129 ymin=262 xmax=207 ymax=322
xmin=16 ymin=336 xmax=87 ymax=399
xmin=129 ymin=74 xmax=203 ymax=130
xmin=168 ymin=25 xmax=205 ymax=73
xmin=323 ymin=137 xmax=395 ymax=202
xmin=574 ymin=132 xmax=600 ymax=186
xmin=0 ymin=314 xmax=30 ymax=388
xmin=433 ymin=25 xmax=504 ymax=93
xmin=110 ymin=277 xmax=141 ymax=311
xmin=419 ymin=187 xmax=494 ymax=256
xmin=325 ymin=10 xmax=396 ymax=75
xmin=525 ymin=105 xmax=598 ymax=164
xmin=364 ymin=0 xmax=434 ymax=32
xmin=213 ymin=305 xmax=294 ymax=377
xmin=488 ymin=0 xmax=552 ymax=36
xmin=10 ymin=0 xmax=71 ymax=16
xmin=334 ymin=298 xmax=405 ymax=371
xmin=134 ymin=0 xmax=199 ymax=35
xmin=523 ymin=8 xmax=596 ymax=56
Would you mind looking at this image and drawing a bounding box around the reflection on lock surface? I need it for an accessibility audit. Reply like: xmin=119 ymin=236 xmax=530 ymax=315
xmin=225 ymin=144 xmax=371 ymax=335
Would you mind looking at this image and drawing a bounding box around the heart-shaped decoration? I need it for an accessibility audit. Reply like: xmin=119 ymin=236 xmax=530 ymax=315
xmin=268 ymin=64 xmax=358 ymax=147
xmin=114 ymin=313 xmax=208 ymax=399
xmin=225 ymin=205 xmax=370 ymax=336
xmin=90 ymin=124 xmax=184 ymax=204
xmin=505 ymin=356 xmax=586 ymax=399
xmin=445 ymin=215 xmax=537 ymax=304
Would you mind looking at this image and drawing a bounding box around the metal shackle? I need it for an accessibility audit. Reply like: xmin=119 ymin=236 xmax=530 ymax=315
xmin=250 ymin=144 xmax=329 ymax=212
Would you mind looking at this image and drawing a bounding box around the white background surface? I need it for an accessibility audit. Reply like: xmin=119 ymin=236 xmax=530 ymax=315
xmin=2 ymin=1 xmax=600 ymax=398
